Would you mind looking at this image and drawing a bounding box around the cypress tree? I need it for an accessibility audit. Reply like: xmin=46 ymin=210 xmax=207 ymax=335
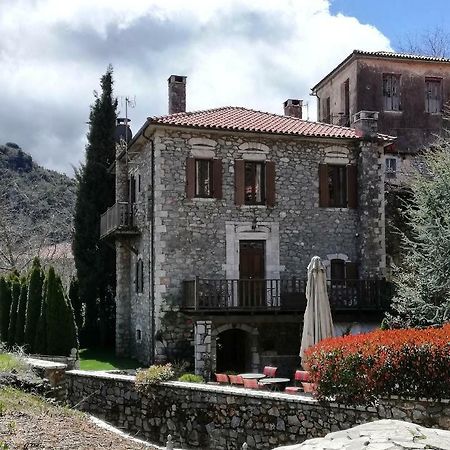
xmin=0 ymin=277 xmax=12 ymax=343
xmin=24 ymin=257 xmax=44 ymax=352
xmin=15 ymin=276 xmax=28 ymax=346
xmin=68 ymin=276 xmax=83 ymax=332
xmin=73 ymin=65 xmax=117 ymax=347
xmin=34 ymin=275 xmax=48 ymax=355
xmin=7 ymin=275 xmax=20 ymax=347
xmin=45 ymin=267 xmax=79 ymax=356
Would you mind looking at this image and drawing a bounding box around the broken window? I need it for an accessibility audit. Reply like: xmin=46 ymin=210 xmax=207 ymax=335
xmin=383 ymin=74 xmax=401 ymax=111
xmin=425 ymin=78 xmax=442 ymax=113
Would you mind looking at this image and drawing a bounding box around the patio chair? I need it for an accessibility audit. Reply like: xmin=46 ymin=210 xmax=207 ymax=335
xmin=285 ymin=370 xmax=311 ymax=394
xmin=243 ymin=378 xmax=263 ymax=390
xmin=263 ymin=366 xmax=278 ymax=378
xmin=215 ymin=373 xmax=229 ymax=384
xmin=228 ymin=374 xmax=244 ymax=387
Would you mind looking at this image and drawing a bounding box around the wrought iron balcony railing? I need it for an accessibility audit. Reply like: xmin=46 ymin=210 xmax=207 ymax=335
xmin=182 ymin=278 xmax=392 ymax=313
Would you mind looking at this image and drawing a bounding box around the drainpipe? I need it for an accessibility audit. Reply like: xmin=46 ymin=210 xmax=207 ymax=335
xmin=142 ymin=128 xmax=156 ymax=365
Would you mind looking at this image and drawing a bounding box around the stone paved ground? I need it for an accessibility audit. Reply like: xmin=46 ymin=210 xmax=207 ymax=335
xmin=274 ymin=419 xmax=450 ymax=450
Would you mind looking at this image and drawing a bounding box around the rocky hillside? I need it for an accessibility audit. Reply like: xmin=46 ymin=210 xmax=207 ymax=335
xmin=0 ymin=142 xmax=76 ymax=269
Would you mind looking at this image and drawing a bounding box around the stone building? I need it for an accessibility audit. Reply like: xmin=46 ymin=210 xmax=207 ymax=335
xmin=101 ymin=76 xmax=393 ymax=375
xmin=311 ymin=50 xmax=450 ymax=185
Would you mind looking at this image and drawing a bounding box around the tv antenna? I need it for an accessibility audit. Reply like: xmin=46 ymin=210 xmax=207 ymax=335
xmin=119 ymin=96 xmax=136 ymax=124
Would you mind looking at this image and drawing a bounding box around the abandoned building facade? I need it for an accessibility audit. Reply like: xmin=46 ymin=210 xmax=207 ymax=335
xmin=101 ymin=75 xmax=393 ymax=374
xmin=312 ymin=50 xmax=450 ymax=185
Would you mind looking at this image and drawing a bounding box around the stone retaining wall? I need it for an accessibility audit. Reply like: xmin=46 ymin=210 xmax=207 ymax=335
xmin=67 ymin=370 xmax=450 ymax=450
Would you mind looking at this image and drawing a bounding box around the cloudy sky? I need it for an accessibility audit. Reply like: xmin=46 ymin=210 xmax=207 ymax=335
xmin=0 ymin=0 xmax=447 ymax=175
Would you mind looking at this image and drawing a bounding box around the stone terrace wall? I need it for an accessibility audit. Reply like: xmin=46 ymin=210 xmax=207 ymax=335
xmin=67 ymin=371 xmax=450 ymax=450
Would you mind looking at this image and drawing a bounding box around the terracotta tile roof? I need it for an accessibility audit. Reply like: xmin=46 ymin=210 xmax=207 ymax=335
xmin=353 ymin=50 xmax=450 ymax=63
xmin=149 ymin=106 xmax=391 ymax=141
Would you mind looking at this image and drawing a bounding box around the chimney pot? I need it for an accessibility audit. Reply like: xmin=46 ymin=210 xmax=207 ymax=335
xmin=283 ymin=99 xmax=303 ymax=119
xmin=168 ymin=75 xmax=187 ymax=114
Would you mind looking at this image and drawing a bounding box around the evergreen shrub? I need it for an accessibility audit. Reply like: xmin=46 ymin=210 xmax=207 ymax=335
xmin=178 ymin=373 xmax=204 ymax=383
xmin=305 ymin=324 xmax=450 ymax=405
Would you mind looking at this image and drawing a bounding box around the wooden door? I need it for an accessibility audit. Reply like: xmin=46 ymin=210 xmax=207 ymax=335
xmin=239 ymin=241 xmax=265 ymax=307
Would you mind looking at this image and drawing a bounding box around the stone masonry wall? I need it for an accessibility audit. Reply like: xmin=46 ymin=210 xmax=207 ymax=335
xmin=67 ymin=371 xmax=449 ymax=450
xmin=119 ymin=128 xmax=386 ymax=363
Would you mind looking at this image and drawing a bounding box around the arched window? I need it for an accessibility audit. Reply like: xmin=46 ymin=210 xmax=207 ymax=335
xmin=135 ymin=258 xmax=144 ymax=293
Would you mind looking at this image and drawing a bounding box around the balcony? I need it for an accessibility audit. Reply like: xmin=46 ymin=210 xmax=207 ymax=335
xmin=100 ymin=202 xmax=139 ymax=239
xmin=182 ymin=278 xmax=392 ymax=314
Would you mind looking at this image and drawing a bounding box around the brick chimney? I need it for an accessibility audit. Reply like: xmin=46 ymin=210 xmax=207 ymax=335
xmin=283 ymin=99 xmax=303 ymax=119
xmin=168 ymin=75 xmax=187 ymax=114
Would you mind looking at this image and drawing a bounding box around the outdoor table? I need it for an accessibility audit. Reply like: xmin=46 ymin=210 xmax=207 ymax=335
xmin=238 ymin=373 xmax=266 ymax=380
xmin=258 ymin=377 xmax=290 ymax=391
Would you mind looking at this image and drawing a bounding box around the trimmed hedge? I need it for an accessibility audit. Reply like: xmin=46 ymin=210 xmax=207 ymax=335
xmin=305 ymin=324 xmax=450 ymax=405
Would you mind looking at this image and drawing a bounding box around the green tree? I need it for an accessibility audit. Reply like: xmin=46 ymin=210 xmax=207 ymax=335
xmin=24 ymin=257 xmax=44 ymax=352
xmin=45 ymin=267 xmax=79 ymax=356
xmin=15 ymin=276 xmax=28 ymax=346
xmin=0 ymin=277 xmax=12 ymax=342
xmin=34 ymin=275 xmax=48 ymax=355
xmin=385 ymin=134 xmax=450 ymax=328
xmin=7 ymin=275 xmax=20 ymax=347
xmin=68 ymin=276 xmax=83 ymax=331
xmin=72 ymin=65 xmax=117 ymax=347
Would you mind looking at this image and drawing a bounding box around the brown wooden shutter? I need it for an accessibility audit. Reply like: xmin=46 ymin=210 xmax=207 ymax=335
xmin=265 ymin=161 xmax=276 ymax=207
xmin=212 ymin=159 xmax=222 ymax=199
xmin=319 ymin=164 xmax=329 ymax=207
xmin=234 ymin=159 xmax=245 ymax=205
xmin=186 ymin=157 xmax=195 ymax=199
xmin=345 ymin=261 xmax=359 ymax=281
xmin=347 ymin=164 xmax=357 ymax=208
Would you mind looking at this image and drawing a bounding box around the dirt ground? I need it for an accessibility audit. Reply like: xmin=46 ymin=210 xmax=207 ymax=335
xmin=0 ymin=387 xmax=158 ymax=450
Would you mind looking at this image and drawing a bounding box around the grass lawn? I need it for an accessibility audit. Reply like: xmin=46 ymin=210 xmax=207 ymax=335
xmin=79 ymin=348 xmax=142 ymax=371
xmin=0 ymin=353 xmax=28 ymax=373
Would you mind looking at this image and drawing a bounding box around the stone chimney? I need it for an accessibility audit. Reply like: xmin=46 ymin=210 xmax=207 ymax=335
xmin=168 ymin=75 xmax=187 ymax=114
xmin=283 ymin=99 xmax=303 ymax=119
xmin=353 ymin=111 xmax=379 ymax=140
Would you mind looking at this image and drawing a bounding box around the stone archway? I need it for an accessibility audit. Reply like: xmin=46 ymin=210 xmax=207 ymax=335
xmin=211 ymin=324 xmax=259 ymax=374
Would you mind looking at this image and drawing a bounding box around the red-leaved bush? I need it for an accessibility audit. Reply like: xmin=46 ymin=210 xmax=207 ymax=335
xmin=305 ymin=324 xmax=450 ymax=405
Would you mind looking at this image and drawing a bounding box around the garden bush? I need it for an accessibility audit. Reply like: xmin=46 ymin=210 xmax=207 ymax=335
xmin=135 ymin=364 xmax=174 ymax=393
xmin=178 ymin=373 xmax=204 ymax=383
xmin=305 ymin=324 xmax=450 ymax=405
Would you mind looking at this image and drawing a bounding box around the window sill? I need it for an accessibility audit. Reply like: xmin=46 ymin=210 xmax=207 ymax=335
xmin=189 ymin=197 xmax=217 ymax=202
xmin=240 ymin=204 xmax=269 ymax=209
xmin=321 ymin=207 xmax=354 ymax=212
xmin=382 ymin=110 xmax=402 ymax=114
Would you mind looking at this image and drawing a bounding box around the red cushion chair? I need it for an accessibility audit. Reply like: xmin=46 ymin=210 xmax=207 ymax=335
xmin=284 ymin=370 xmax=311 ymax=394
xmin=228 ymin=374 xmax=244 ymax=386
xmin=263 ymin=366 xmax=278 ymax=378
xmin=243 ymin=378 xmax=263 ymax=389
xmin=215 ymin=373 xmax=229 ymax=384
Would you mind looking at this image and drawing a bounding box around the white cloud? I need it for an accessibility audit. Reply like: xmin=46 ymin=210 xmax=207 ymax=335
xmin=0 ymin=0 xmax=392 ymax=174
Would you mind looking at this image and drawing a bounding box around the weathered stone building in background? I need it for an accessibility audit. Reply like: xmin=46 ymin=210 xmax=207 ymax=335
xmin=312 ymin=50 xmax=450 ymax=266
xmin=100 ymin=75 xmax=393 ymax=375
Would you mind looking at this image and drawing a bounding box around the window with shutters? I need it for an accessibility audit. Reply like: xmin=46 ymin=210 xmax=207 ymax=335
xmin=244 ymin=162 xmax=266 ymax=205
xmin=383 ymin=74 xmax=401 ymax=111
xmin=195 ymin=159 xmax=213 ymax=197
xmin=330 ymin=259 xmax=358 ymax=283
xmin=186 ymin=157 xmax=222 ymax=200
xmin=135 ymin=258 xmax=144 ymax=294
xmin=322 ymin=97 xmax=331 ymax=123
xmin=425 ymin=78 xmax=442 ymax=113
xmin=319 ymin=163 xmax=357 ymax=208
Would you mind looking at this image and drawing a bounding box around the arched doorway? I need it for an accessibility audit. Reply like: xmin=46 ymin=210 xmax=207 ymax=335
xmin=216 ymin=329 xmax=250 ymax=373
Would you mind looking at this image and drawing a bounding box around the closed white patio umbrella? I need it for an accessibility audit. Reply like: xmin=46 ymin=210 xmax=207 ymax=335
xmin=300 ymin=256 xmax=334 ymax=364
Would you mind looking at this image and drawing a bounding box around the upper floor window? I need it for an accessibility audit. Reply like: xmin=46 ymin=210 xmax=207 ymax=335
xmin=244 ymin=162 xmax=265 ymax=205
xmin=322 ymin=96 xmax=331 ymax=123
xmin=234 ymin=160 xmax=276 ymax=207
xmin=385 ymin=157 xmax=397 ymax=178
xmin=195 ymin=159 xmax=213 ymax=197
xmin=186 ymin=158 xmax=222 ymax=200
xmin=135 ymin=258 xmax=144 ymax=294
xmin=330 ymin=259 xmax=358 ymax=283
xmin=319 ymin=163 xmax=357 ymax=208
xmin=383 ymin=74 xmax=401 ymax=111
xmin=425 ymin=78 xmax=442 ymax=113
